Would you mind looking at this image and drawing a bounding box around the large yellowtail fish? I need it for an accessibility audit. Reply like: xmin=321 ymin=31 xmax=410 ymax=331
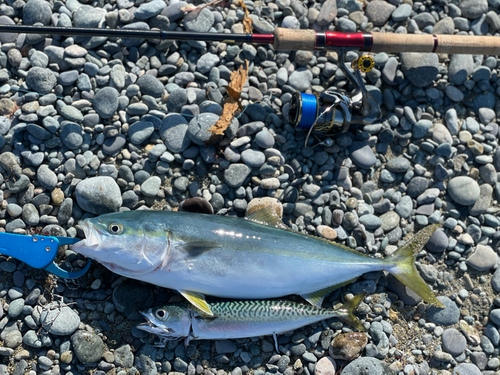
xmin=137 ymin=294 xmax=366 ymax=349
xmin=72 ymin=207 xmax=443 ymax=315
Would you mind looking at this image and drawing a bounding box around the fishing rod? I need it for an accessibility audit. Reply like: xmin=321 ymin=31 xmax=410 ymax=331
xmin=2 ymin=24 xmax=498 ymax=140
xmin=2 ymin=24 xmax=500 ymax=54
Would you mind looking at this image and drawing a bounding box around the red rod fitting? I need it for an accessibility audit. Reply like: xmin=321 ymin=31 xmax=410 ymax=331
xmin=251 ymin=34 xmax=274 ymax=45
xmin=324 ymin=31 xmax=371 ymax=50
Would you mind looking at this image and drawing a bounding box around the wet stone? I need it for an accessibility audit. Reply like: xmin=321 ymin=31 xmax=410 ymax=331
xmin=386 ymin=157 xmax=410 ymax=173
xmin=426 ymin=228 xmax=448 ymax=253
xmin=137 ymin=74 xmax=164 ymax=98
xmin=75 ymin=176 xmax=122 ymax=215
xmin=160 ymin=114 xmax=191 ymax=153
xmin=184 ymin=8 xmax=214 ymax=32
xmin=112 ymin=282 xmax=154 ymax=319
xmin=365 ymin=1 xmax=396 ymax=26
xmin=93 ymin=87 xmax=119 ymax=119
xmin=448 ymin=176 xmax=480 ymax=205
xmin=188 ymin=113 xmax=221 ymax=145
xmin=26 ymin=68 xmax=57 ymax=95
xmin=441 ymin=328 xmax=466 ymax=357
xmin=224 ymin=164 xmax=251 ymax=188
xmin=340 ymin=357 xmax=393 ymax=375
xmin=329 ymin=332 xmax=367 ymax=360
xmin=466 ymin=245 xmax=497 ymax=271
xmin=349 ymin=142 xmax=377 ymax=169
xmin=400 ymin=53 xmax=439 ymax=87
xmin=453 ymin=364 xmax=481 ymax=375
xmin=40 ymin=301 xmax=80 ymax=336
xmin=426 ymin=296 xmax=460 ymax=326
xmin=71 ymin=330 xmax=104 ymax=365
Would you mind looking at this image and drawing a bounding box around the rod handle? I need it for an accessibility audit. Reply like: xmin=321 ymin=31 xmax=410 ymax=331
xmin=371 ymin=32 xmax=500 ymax=55
xmin=273 ymin=27 xmax=316 ymax=51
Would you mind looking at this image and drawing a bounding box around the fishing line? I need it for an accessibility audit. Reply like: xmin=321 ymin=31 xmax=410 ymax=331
xmin=304 ymin=102 xmax=335 ymax=149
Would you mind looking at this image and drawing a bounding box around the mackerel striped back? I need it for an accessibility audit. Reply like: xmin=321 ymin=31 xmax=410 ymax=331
xmin=207 ymin=300 xmax=345 ymax=322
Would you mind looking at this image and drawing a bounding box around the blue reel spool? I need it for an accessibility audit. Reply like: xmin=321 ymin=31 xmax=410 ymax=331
xmin=289 ymin=92 xmax=318 ymax=128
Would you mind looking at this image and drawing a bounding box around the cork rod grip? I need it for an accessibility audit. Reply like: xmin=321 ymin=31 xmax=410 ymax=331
xmin=371 ymin=33 xmax=500 ymax=55
xmin=273 ymin=28 xmax=316 ymax=51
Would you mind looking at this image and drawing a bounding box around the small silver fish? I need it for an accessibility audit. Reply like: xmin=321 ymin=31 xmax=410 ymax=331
xmin=137 ymin=294 xmax=365 ymax=350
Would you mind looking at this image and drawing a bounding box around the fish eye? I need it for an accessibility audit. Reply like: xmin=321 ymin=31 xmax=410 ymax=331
xmin=156 ymin=309 xmax=168 ymax=320
xmin=108 ymin=223 xmax=123 ymax=235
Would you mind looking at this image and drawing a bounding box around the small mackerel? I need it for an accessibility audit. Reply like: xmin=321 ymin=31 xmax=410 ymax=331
xmin=137 ymin=295 xmax=364 ymax=348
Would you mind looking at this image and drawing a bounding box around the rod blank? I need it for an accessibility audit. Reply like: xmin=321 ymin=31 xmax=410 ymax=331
xmin=0 ymin=24 xmax=500 ymax=55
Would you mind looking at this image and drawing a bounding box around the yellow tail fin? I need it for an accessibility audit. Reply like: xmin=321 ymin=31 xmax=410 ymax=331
xmin=338 ymin=293 xmax=366 ymax=331
xmin=386 ymin=224 xmax=444 ymax=308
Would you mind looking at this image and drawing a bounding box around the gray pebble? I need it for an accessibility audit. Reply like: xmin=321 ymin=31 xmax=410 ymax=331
xmin=135 ymin=0 xmax=165 ymax=19
xmin=71 ymin=330 xmax=104 ymax=364
xmin=441 ymin=328 xmax=466 ymax=357
xmin=426 ymin=296 xmax=460 ymax=326
xmin=466 ymin=245 xmax=497 ymax=271
xmin=137 ymin=74 xmax=164 ymax=98
xmin=23 ymin=0 xmax=52 ymax=25
xmin=160 ymin=114 xmax=191 ymax=153
xmin=341 ymin=357 xmax=394 ymax=375
xmin=184 ymin=8 xmax=214 ymax=32
xmin=129 ymin=121 xmax=154 ymax=145
xmin=7 ymin=298 xmax=24 ymax=318
xmin=288 ymin=68 xmax=313 ymax=91
xmin=26 ymin=67 xmax=56 ymax=94
xmin=141 ymin=176 xmax=161 ymax=197
xmin=349 ymin=142 xmax=377 ymax=169
xmin=386 ymin=157 xmax=411 ymax=173
xmin=400 ymin=53 xmax=439 ymax=87
xmin=188 ymin=113 xmax=220 ymax=145
xmin=37 ymin=165 xmax=57 ymax=190
xmin=448 ymin=176 xmax=480 ymax=205
xmin=453 ymin=363 xmax=481 ymax=375
xmin=241 ymin=149 xmax=266 ymax=168
xmin=94 ymin=87 xmax=119 ymax=119
xmin=426 ymin=228 xmax=448 ymax=253
xmin=40 ymin=301 xmax=80 ymax=336
xmin=224 ymin=164 xmax=251 ymax=188
xmin=75 ymin=176 xmax=123 ymax=215
xmin=197 ymin=53 xmax=220 ymax=75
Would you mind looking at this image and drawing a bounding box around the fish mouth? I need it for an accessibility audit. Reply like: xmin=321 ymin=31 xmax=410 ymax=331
xmin=76 ymin=220 xmax=101 ymax=248
xmin=137 ymin=313 xmax=174 ymax=336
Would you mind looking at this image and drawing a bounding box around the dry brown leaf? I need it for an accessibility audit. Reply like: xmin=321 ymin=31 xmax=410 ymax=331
xmin=234 ymin=0 xmax=253 ymax=33
xmin=209 ymin=60 xmax=249 ymax=136
xmin=180 ymin=0 xmax=227 ymax=12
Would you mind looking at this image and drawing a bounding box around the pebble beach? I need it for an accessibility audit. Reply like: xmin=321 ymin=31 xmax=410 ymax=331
xmin=0 ymin=0 xmax=500 ymax=374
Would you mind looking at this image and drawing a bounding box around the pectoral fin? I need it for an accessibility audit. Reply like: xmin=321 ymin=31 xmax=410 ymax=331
xmin=301 ymin=278 xmax=357 ymax=308
xmin=179 ymin=290 xmax=214 ymax=317
xmin=246 ymin=207 xmax=288 ymax=230
xmin=175 ymin=241 xmax=220 ymax=257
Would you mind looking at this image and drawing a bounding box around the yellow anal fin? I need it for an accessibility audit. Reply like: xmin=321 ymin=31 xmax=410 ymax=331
xmin=338 ymin=293 xmax=366 ymax=331
xmin=179 ymin=290 xmax=214 ymax=317
xmin=301 ymin=278 xmax=357 ymax=308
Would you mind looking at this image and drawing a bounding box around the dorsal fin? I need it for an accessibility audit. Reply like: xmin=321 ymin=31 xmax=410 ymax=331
xmin=245 ymin=207 xmax=288 ymax=230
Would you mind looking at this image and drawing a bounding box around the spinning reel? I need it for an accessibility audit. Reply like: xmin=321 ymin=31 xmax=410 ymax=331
xmin=289 ymin=49 xmax=382 ymax=146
